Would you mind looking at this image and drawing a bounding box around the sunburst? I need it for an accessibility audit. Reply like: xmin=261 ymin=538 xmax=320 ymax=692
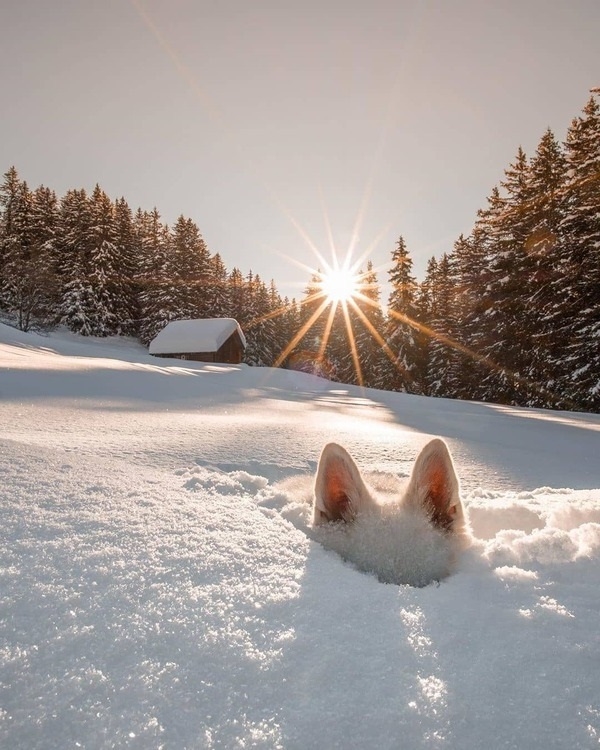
xmin=318 ymin=263 xmax=362 ymax=305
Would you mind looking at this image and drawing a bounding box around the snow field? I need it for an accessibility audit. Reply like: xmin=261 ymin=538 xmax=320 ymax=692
xmin=1 ymin=324 xmax=599 ymax=749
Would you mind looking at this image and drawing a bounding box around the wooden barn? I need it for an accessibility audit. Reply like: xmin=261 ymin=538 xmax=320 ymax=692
xmin=148 ymin=318 xmax=246 ymax=364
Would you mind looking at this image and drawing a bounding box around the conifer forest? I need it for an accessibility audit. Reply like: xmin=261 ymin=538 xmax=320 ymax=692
xmin=1 ymin=94 xmax=599 ymax=412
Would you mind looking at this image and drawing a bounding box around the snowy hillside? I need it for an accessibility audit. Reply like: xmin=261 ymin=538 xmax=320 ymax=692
xmin=1 ymin=323 xmax=599 ymax=749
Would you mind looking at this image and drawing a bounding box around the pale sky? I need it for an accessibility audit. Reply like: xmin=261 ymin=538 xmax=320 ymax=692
xmin=1 ymin=0 xmax=598 ymax=299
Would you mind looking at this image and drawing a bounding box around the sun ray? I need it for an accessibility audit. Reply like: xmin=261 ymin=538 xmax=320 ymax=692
xmin=270 ymin=249 xmax=325 ymax=282
xmin=340 ymin=299 xmax=364 ymax=387
xmin=273 ymin=202 xmax=329 ymax=269
xmin=129 ymin=0 xmax=223 ymax=125
xmin=273 ymin=296 xmax=331 ymax=369
xmin=347 ymin=298 xmax=397 ymax=366
xmin=244 ymin=300 xmax=297 ymax=329
xmin=384 ymin=307 xmax=566 ymax=405
xmin=317 ymin=302 xmax=338 ymax=364
xmin=346 ymin=173 xmax=376 ymax=268
xmin=319 ymin=185 xmax=338 ymax=265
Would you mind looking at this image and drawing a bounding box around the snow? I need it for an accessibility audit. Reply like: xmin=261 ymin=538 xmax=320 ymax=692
xmin=1 ymin=322 xmax=600 ymax=749
xmin=148 ymin=318 xmax=246 ymax=355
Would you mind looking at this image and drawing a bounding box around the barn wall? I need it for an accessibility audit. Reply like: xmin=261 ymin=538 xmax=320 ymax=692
xmin=217 ymin=333 xmax=244 ymax=364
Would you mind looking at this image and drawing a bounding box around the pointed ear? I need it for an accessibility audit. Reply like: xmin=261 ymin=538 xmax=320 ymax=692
xmin=406 ymin=439 xmax=464 ymax=532
xmin=313 ymin=443 xmax=370 ymax=525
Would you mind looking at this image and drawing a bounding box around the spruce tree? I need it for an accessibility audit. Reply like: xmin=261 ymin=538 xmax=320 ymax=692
xmin=205 ymin=253 xmax=230 ymax=318
xmin=243 ymin=273 xmax=276 ymax=366
xmin=136 ymin=209 xmax=174 ymax=344
xmin=425 ymin=254 xmax=458 ymax=397
xmin=276 ymin=297 xmax=300 ymax=368
xmin=386 ymin=236 xmax=420 ymax=392
xmin=18 ymin=185 xmax=61 ymax=330
xmin=267 ymin=279 xmax=289 ymax=366
xmin=448 ymin=233 xmax=489 ymax=399
xmin=113 ymin=197 xmax=138 ymax=336
xmin=558 ymin=95 xmax=600 ymax=409
xmin=0 ymin=168 xmax=34 ymax=320
xmin=85 ymin=185 xmax=120 ymax=336
xmin=479 ymin=148 xmax=537 ymax=404
xmin=0 ymin=173 xmax=61 ymax=330
xmin=353 ymin=261 xmax=387 ymax=389
xmin=414 ymin=256 xmax=437 ymax=395
xmin=0 ymin=167 xmax=26 ymax=306
xmin=328 ymin=298 xmax=360 ymax=385
xmin=523 ymin=129 xmax=568 ymax=404
xmin=226 ymin=267 xmax=246 ymax=325
xmin=296 ymin=272 xmax=329 ymax=375
xmin=170 ymin=215 xmax=210 ymax=319
xmin=57 ymin=188 xmax=96 ymax=335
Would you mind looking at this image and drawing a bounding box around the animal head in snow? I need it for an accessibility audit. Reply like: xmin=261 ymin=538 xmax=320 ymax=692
xmin=312 ymin=439 xmax=470 ymax=586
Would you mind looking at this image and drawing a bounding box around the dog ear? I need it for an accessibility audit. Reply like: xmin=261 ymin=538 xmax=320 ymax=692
xmin=313 ymin=443 xmax=370 ymax=525
xmin=405 ymin=439 xmax=464 ymax=532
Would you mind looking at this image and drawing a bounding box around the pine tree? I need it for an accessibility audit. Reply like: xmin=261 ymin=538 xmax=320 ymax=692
xmin=275 ymin=296 xmax=300 ymax=368
xmin=522 ymin=129 xmax=568 ymax=403
xmin=0 ymin=167 xmax=26 ymax=306
xmin=296 ymin=272 xmax=330 ymax=375
xmin=226 ymin=267 xmax=246 ymax=324
xmin=425 ymin=254 xmax=458 ymax=397
xmin=448 ymin=233 xmax=489 ymax=398
xmin=17 ymin=185 xmax=61 ymax=330
xmin=414 ymin=256 xmax=437 ymax=395
xmin=205 ymin=253 xmax=230 ymax=318
xmin=386 ymin=236 xmax=420 ymax=392
xmin=84 ymin=184 xmax=120 ymax=336
xmin=328 ymin=298 xmax=359 ymax=385
xmin=57 ymin=189 xmax=86 ymax=332
xmin=0 ymin=171 xmax=62 ymax=330
xmin=0 ymin=168 xmax=34 ymax=320
xmin=285 ymin=298 xmax=301 ymax=346
xmin=243 ymin=273 xmax=276 ymax=366
xmin=474 ymin=150 xmax=539 ymax=405
xmin=136 ymin=209 xmax=174 ymax=344
xmin=558 ymin=95 xmax=600 ymax=409
xmin=170 ymin=215 xmax=210 ymax=319
xmin=267 ymin=279 xmax=289 ymax=366
xmin=353 ymin=261 xmax=387 ymax=389
xmin=113 ymin=197 xmax=138 ymax=336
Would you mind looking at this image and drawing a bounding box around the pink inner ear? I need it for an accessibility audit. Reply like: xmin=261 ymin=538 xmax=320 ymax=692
xmin=323 ymin=460 xmax=352 ymax=521
xmin=426 ymin=465 xmax=454 ymax=530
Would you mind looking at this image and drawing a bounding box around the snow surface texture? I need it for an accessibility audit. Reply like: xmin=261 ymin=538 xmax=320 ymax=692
xmin=1 ymin=322 xmax=599 ymax=749
xmin=148 ymin=318 xmax=246 ymax=355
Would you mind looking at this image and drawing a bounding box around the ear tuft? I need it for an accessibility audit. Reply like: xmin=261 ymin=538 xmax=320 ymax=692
xmin=313 ymin=443 xmax=369 ymax=525
xmin=406 ymin=439 xmax=464 ymax=533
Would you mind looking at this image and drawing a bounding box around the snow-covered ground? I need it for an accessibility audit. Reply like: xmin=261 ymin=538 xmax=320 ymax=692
xmin=1 ymin=322 xmax=599 ymax=750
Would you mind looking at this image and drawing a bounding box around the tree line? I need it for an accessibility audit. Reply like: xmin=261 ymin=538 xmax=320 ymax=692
xmin=1 ymin=93 xmax=598 ymax=412
xmin=0 ymin=171 xmax=299 ymax=367
xmin=298 ymin=93 xmax=600 ymax=413
xmin=387 ymin=93 xmax=600 ymax=413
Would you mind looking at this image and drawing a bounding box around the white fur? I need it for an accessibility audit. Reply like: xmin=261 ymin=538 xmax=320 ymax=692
xmin=311 ymin=439 xmax=471 ymax=587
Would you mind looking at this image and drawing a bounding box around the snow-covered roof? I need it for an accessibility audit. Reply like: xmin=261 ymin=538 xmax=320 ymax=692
xmin=148 ymin=318 xmax=246 ymax=354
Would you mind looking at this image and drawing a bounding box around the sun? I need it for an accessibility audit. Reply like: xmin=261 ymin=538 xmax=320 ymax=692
xmin=319 ymin=265 xmax=361 ymax=304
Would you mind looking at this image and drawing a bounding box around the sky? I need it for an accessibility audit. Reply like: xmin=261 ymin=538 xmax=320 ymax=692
xmin=1 ymin=0 xmax=599 ymax=299
xmin=1 ymin=323 xmax=600 ymax=747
